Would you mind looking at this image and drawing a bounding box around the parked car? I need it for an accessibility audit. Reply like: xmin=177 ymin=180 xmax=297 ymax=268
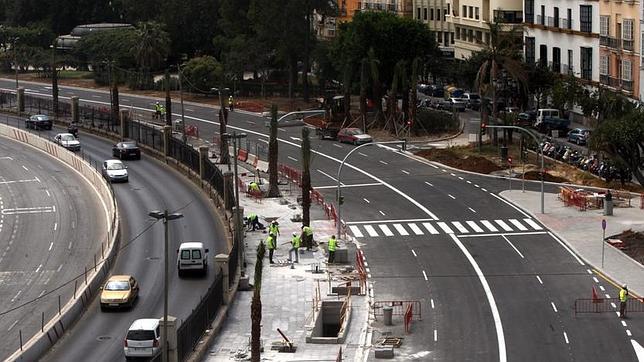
xmin=336 ymin=128 xmax=373 ymax=145
xmin=462 ymin=93 xmax=481 ymax=110
xmin=442 ymin=98 xmax=466 ymax=112
xmin=102 ymin=159 xmax=128 ymax=183
xmin=567 ymin=128 xmax=591 ymax=145
xmin=112 ymin=140 xmax=141 ymax=160
xmin=535 ymin=108 xmax=560 ymax=126
xmin=124 ymin=319 xmax=161 ymax=360
xmin=100 ymin=275 xmax=139 ymax=310
xmin=430 ymin=86 xmax=444 ymax=97
xmin=177 ymin=242 xmax=209 ymax=277
xmin=53 ymin=133 xmax=81 ymax=151
xmin=515 ymin=111 xmax=537 ymax=127
xmin=25 ymin=114 xmax=53 ymax=130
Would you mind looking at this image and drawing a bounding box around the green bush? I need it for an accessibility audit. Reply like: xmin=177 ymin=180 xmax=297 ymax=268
xmin=415 ymin=108 xmax=459 ymax=134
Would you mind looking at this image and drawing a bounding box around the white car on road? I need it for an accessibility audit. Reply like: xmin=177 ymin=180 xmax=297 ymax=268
xmin=53 ymin=133 xmax=81 ymax=152
xmin=102 ymin=159 xmax=129 ymax=183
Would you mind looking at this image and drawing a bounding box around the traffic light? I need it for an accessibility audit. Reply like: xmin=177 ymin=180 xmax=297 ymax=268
xmin=480 ymin=123 xmax=487 ymax=135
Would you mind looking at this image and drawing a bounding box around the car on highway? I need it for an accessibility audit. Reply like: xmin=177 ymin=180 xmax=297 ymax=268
xmin=100 ymin=275 xmax=139 ymax=310
xmin=567 ymin=127 xmax=591 ymax=145
xmin=177 ymin=242 xmax=209 ymax=276
xmin=462 ymin=93 xmax=481 ymax=110
xmin=112 ymin=140 xmax=141 ymax=160
xmin=102 ymin=159 xmax=129 ymax=183
xmin=25 ymin=114 xmax=53 ymax=130
xmin=336 ymin=128 xmax=373 ymax=145
xmin=124 ymin=318 xmax=161 ymax=360
xmin=53 ymin=133 xmax=81 ymax=151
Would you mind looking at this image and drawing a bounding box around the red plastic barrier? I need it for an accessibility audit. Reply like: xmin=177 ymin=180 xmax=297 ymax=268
xmin=185 ymin=124 xmax=199 ymax=137
xmin=238 ymin=148 xmax=248 ymax=162
xmin=404 ymin=304 xmax=413 ymax=333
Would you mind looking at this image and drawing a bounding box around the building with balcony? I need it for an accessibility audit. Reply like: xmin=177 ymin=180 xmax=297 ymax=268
xmin=338 ymin=0 xmax=411 ymax=22
xmin=446 ymin=0 xmax=524 ymax=59
xmin=313 ymin=11 xmax=338 ymax=40
xmin=524 ymin=0 xmax=600 ymax=83
xmin=599 ymin=0 xmax=640 ymax=99
xmin=413 ymin=0 xmax=456 ymax=52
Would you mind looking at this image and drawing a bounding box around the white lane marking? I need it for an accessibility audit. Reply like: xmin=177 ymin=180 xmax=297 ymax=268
xmin=563 ymin=332 xmax=569 ymax=344
xmin=587 ymin=269 xmax=593 ymax=274
xmin=422 ymin=270 xmax=428 ymax=281
xmin=466 ymin=221 xmax=484 ymax=233
xmin=379 ymin=160 xmax=388 ymax=165
xmin=358 ymin=152 xmax=368 ymax=157
xmin=68 ymin=241 xmax=73 ymax=249
xmin=622 ymin=321 xmax=628 ymax=327
xmin=349 ymin=226 xmax=364 ymax=238
xmin=611 ymin=302 xmax=617 ymax=309
xmin=35 ymin=264 xmax=42 ymax=273
xmin=54 ymin=222 xmax=58 ymax=231
xmin=258 ymin=139 xmax=268 ymax=144
xmin=287 ymin=156 xmax=298 ymax=162
xmin=450 ymin=233 xmax=506 ymax=362
xmin=474 ymin=184 xmax=480 ymax=188
xmin=430 ymin=299 xmax=435 ymax=309
xmin=45 ymin=190 xmax=51 ymax=197
xmin=423 ymin=222 xmax=439 ymax=234
xmin=509 ymin=219 xmax=528 ymax=231
xmin=627 ymin=330 xmax=632 ymax=337
xmin=468 ymin=207 xmax=477 ymax=213
xmin=22 ymin=165 xmax=28 ymax=171
xmin=551 ymin=302 xmax=558 ymax=313
xmin=347 ymin=218 xmax=434 ymax=225
xmin=290 ymin=136 xmax=302 ymax=141
xmin=452 ymin=221 xmax=469 ymax=233
xmin=35 ymin=176 xmax=41 ymax=183
xmin=630 ymin=339 xmax=644 ymax=361
xmin=502 ymin=235 xmax=524 ymax=259
xmin=480 ymin=220 xmax=499 ymax=232
xmin=2 ymin=206 xmax=56 ymax=215
xmin=408 ymin=223 xmax=424 ymax=235
xmin=522 ymin=218 xmax=543 ymax=230
xmin=489 ymin=193 xmax=531 ymax=218
xmin=411 ymin=249 xmax=417 ymax=257
xmin=379 ymin=210 xmax=386 ymax=216
xmin=424 ymin=182 xmax=434 ymax=188
xmin=437 ymin=222 xmax=454 ymax=234
xmin=458 ymin=176 xmax=464 ymax=180
xmin=379 ymin=225 xmax=394 ymax=236
xmin=364 ymin=225 xmax=379 ymax=237
xmin=315 ymin=182 xmax=383 ymax=189
xmin=434 ymin=329 xmax=438 ymax=342
xmin=316 ymin=169 xmax=339 ymax=183
xmin=448 ymin=194 xmax=456 ymax=200
xmin=599 ymin=285 xmax=605 ymax=291
xmin=536 ymin=275 xmax=543 ymax=284
xmin=48 ymin=242 xmax=53 ymax=251
xmin=333 ymin=144 xmax=343 ymax=148
xmin=466 ymin=180 xmax=472 ymax=184
xmin=605 ymin=294 xmax=611 ymax=298
xmin=0 ymin=178 xmax=39 ymax=185
xmin=548 ymin=232 xmax=585 ymax=265
xmin=494 ymin=220 xmax=514 ymax=232
xmin=482 ymin=188 xmax=488 ymax=192
xmin=593 ymin=277 xmax=599 ymax=283
xmin=363 ymin=198 xmax=370 ymax=204
xmin=401 ymin=169 xmax=410 ymax=175
xmin=459 ymin=231 xmax=548 ymax=238
xmin=7 ymin=320 xmax=19 ymax=331
xmin=0 ymin=156 xmax=14 ymax=160
xmin=278 ymin=128 xmax=287 ymax=132
xmin=185 ymin=108 xmax=194 ymax=112
xmin=393 ymin=224 xmax=409 ymax=236
xmin=450 ymin=173 xmax=456 ymax=177
xmin=57 ymin=264 xmax=63 ymax=273
xmin=11 ymin=290 xmax=22 ymax=303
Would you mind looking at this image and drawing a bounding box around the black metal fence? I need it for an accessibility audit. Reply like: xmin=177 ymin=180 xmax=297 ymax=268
xmin=227 ymin=242 xmax=239 ymax=287
xmin=125 ymin=119 xmax=164 ymax=151
xmin=169 ymin=138 xmax=200 ymax=173
xmin=176 ymin=274 xmax=224 ymax=360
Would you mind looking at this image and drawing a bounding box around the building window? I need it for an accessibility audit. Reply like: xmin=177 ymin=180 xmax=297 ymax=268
xmin=463 ymin=5 xmax=467 ymax=18
xmin=525 ymin=0 xmax=534 ymax=23
xmin=567 ymin=9 xmax=572 ymax=29
xmin=580 ymin=5 xmax=592 ymax=33
xmin=468 ymin=29 xmax=473 ymax=42
xmin=469 ymin=6 xmax=473 ymax=18
xmin=475 ymin=7 xmax=479 ymax=20
xmin=444 ymin=9 xmax=447 ymax=21
xmin=540 ymin=44 xmax=548 ymax=67
xmin=424 ymin=8 xmax=428 ymax=20
xmin=541 ymin=5 xmax=545 ymax=25
xmin=568 ymin=49 xmax=573 ymax=72
xmin=580 ymin=47 xmax=592 ymax=80
xmin=623 ymin=19 xmax=633 ymax=40
xmin=485 ymin=32 xmax=490 ymax=45
xmin=623 ymin=60 xmax=632 ymax=81
xmin=475 ymin=30 xmax=482 ymax=43
xmin=451 ymin=32 xmax=455 ymax=44
xmin=447 ymin=4 xmax=450 ymax=16
xmin=430 ymin=8 xmax=434 ymax=20
xmin=552 ymin=47 xmax=561 ymax=72
xmin=600 ymin=16 xmax=609 ymax=37
xmin=600 ymin=55 xmax=609 ymax=75
xmin=438 ymin=32 xmax=443 ymax=43
xmin=444 ymin=32 xmax=450 ymax=46
xmin=455 ymin=27 xmax=460 ymax=40
xmin=525 ymin=37 xmax=535 ymax=64
xmin=554 ymin=7 xmax=559 ymax=28
xmin=417 ymin=7 xmax=421 ymax=19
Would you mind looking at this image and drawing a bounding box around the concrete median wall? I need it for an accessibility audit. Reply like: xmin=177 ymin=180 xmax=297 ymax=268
xmin=0 ymin=124 xmax=119 ymax=362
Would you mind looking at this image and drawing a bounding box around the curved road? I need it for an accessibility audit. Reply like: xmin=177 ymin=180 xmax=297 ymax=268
xmin=0 ymin=136 xmax=107 ymax=361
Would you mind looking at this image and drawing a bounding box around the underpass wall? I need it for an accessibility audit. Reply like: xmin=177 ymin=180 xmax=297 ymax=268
xmin=0 ymin=124 xmax=119 ymax=362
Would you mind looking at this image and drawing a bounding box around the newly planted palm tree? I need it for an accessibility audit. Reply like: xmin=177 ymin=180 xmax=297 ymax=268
xmin=268 ymin=104 xmax=280 ymax=197
xmin=301 ymin=127 xmax=312 ymax=226
xmin=368 ymin=48 xmax=384 ymax=126
xmin=359 ymin=58 xmax=369 ymax=132
xmin=251 ymin=241 xmax=266 ymax=362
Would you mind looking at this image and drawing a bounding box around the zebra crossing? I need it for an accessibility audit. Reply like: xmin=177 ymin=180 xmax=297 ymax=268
xmin=348 ymin=218 xmax=544 ymax=238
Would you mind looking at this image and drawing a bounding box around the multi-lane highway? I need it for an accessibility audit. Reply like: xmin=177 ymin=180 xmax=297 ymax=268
xmin=0 ymin=78 xmax=641 ymax=361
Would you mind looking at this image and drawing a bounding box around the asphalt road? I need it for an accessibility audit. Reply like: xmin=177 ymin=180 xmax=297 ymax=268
xmin=0 ymin=135 xmax=107 ymax=361
xmin=0 ymin=79 xmax=641 ymax=361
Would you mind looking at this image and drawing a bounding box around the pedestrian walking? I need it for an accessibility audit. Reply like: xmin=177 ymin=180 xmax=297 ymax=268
xmin=269 ymin=220 xmax=280 ymax=244
xmin=302 ymin=225 xmax=313 ymax=250
xmin=619 ymin=284 xmax=629 ymax=318
xmin=267 ymin=233 xmax=276 ymax=264
xmin=288 ymin=232 xmax=301 ymax=263
xmin=327 ymin=235 xmax=337 ymax=264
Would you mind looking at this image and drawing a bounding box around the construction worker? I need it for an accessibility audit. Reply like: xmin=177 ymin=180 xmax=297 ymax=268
xmin=289 ymin=232 xmax=301 ymax=263
xmin=154 ymin=102 xmax=162 ymax=119
xmin=248 ymin=181 xmax=260 ymax=193
xmin=266 ymin=233 xmax=276 ymax=264
xmin=619 ymin=284 xmax=629 ymax=318
xmin=327 ymin=235 xmax=338 ymax=263
xmin=269 ymin=220 xmax=280 ymax=244
xmin=247 ymin=213 xmax=263 ymax=231
xmin=229 ymin=95 xmax=234 ymax=111
xmin=302 ymin=225 xmax=313 ymax=250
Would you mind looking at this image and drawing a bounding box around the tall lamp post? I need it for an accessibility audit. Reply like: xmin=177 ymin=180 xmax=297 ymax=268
xmin=223 ymin=132 xmax=248 ymax=271
xmin=178 ymin=62 xmax=187 ymax=142
xmin=148 ymin=210 xmax=184 ymax=362
xmin=12 ymin=37 xmax=19 ymax=89
xmin=50 ymin=43 xmax=59 ymax=117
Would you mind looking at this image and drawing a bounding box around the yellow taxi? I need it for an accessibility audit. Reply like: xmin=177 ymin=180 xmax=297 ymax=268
xmin=100 ymin=275 xmax=139 ymax=310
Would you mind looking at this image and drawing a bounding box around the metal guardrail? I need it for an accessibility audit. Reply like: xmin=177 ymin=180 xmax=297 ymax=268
xmin=372 ymin=300 xmax=422 ymax=320
xmin=574 ymin=297 xmax=644 ymax=315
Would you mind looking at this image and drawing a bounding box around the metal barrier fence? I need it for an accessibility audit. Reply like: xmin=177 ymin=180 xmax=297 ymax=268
xmin=169 ymin=138 xmax=200 ymax=174
xmin=126 ymin=119 xmax=164 ymax=151
xmin=372 ymin=300 xmax=422 ymax=320
xmin=574 ymin=297 xmax=644 ymax=315
xmin=177 ymin=274 xmax=224 ymax=361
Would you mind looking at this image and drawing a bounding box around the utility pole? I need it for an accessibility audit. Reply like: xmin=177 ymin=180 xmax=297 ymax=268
xmin=178 ymin=63 xmax=186 ymax=142
xmin=50 ymin=43 xmax=59 ymax=118
xmin=165 ymin=69 xmax=172 ymax=126
xmin=13 ymin=37 xmax=19 ymax=89
xmin=223 ymin=132 xmax=248 ymax=272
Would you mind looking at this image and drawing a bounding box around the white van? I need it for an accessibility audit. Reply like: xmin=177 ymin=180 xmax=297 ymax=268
xmin=124 ymin=318 xmax=161 ymax=360
xmin=536 ymin=108 xmax=560 ymax=125
xmin=177 ymin=242 xmax=209 ymax=276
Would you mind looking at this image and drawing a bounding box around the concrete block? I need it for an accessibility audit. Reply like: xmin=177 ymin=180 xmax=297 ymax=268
xmin=374 ymin=346 xmax=394 ymax=358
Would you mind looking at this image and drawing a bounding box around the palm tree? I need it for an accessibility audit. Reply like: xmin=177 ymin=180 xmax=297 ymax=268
xmin=268 ymin=104 xmax=280 ymax=197
xmin=219 ymin=107 xmax=230 ymax=164
xmin=133 ymin=21 xmax=170 ymax=89
xmin=359 ymin=58 xmax=369 ymax=132
xmin=251 ymin=241 xmax=266 ymax=362
xmin=409 ymin=57 xmax=421 ymax=134
xmin=474 ymin=20 xmax=527 ymax=146
xmin=301 ymin=127 xmax=312 ymax=226
xmin=342 ymin=64 xmax=352 ymax=124
xmin=368 ymin=48 xmax=384 ymax=125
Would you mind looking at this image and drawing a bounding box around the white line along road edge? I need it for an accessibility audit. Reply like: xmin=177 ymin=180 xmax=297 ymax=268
xmin=449 ymin=233 xmax=507 ymax=362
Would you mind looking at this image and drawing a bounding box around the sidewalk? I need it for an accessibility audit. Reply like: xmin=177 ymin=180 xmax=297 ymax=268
xmin=502 ymin=189 xmax=644 ymax=297
xmin=202 ymin=168 xmax=370 ymax=361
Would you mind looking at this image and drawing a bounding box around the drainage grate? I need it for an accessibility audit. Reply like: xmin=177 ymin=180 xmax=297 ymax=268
xmin=97 ymin=335 xmax=112 ymax=341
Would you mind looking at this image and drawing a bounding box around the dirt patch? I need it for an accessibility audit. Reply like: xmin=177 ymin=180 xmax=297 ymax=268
xmin=608 ymin=230 xmax=644 ymax=266
xmin=523 ymin=171 xmax=569 ymax=183
xmin=416 ymin=149 xmax=503 ymax=174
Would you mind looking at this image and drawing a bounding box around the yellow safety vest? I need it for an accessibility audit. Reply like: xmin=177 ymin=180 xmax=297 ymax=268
xmin=291 ymin=235 xmax=301 ymax=249
xmin=266 ymin=236 xmax=275 ymax=250
xmin=328 ymin=237 xmax=337 ymax=252
xmin=303 ymin=226 xmax=313 ymax=236
xmin=269 ymin=224 xmax=279 ymax=235
xmin=620 ymin=289 xmax=628 ymax=302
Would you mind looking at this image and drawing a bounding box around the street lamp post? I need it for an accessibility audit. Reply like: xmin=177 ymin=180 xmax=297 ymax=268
xmin=50 ymin=43 xmax=59 ymax=117
xmin=222 ymin=132 xmax=248 ymax=270
xmin=178 ymin=63 xmax=186 ymax=142
xmin=13 ymin=37 xmax=19 ymax=89
xmin=336 ymin=140 xmax=406 ymax=238
xmin=148 ymin=210 xmax=184 ymax=362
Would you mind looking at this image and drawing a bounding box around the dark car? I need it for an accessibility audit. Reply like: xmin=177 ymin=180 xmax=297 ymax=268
xmin=567 ymin=128 xmax=591 ymax=145
xmin=112 ymin=141 xmax=141 ymax=160
xmin=515 ymin=111 xmax=537 ymax=126
xmin=25 ymin=114 xmax=53 ymax=130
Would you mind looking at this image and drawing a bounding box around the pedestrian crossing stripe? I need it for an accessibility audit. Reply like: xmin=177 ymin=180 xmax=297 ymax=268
xmin=348 ymin=218 xmax=545 ymax=238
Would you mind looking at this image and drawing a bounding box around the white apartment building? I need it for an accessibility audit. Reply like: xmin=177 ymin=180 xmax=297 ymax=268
xmin=523 ymin=0 xmax=600 ymax=83
xmin=412 ymin=0 xmax=455 ymax=52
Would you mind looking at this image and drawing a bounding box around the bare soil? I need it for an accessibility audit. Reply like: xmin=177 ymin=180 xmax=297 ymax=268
xmin=609 ymin=230 xmax=644 ymax=266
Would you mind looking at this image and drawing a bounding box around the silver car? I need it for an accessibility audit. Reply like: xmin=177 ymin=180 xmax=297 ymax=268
xmin=102 ymin=159 xmax=128 ymax=183
xmin=53 ymin=133 xmax=81 ymax=151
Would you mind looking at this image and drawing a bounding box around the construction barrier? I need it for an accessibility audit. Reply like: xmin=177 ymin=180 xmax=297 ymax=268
xmin=559 ymin=186 xmax=588 ymax=211
xmin=404 ymin=304 xmax=413 ymax=333
xmin=355 ymin=250 xmax=367 ymax=294
xmin=372 ymin=300 xmax=422 ymax=321
xmin=238 ymin=148 xmax=248 ymax=162
xmin=574 ymin=297 xmax=644 ymax=315
xmin=185 ymin=124 xmax=199 ymax=137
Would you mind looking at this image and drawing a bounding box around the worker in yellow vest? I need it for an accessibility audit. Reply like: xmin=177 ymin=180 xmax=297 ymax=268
xmin=266 ymin=233 xmax=276 ymax=264
xmin=302 ymin=225 xmax=313 ymax=250
xmin=289 ymin=232 xmax=301 ymax=263
xmin=229 ymin=95 xmax=234 ymax=111
xmin=269 ymin=220 xmax=280 ymax=244
xmin=619 ymin=284 xmax=629 ymax=318
xmin=327 ymin=235 xmax=338 ymax=263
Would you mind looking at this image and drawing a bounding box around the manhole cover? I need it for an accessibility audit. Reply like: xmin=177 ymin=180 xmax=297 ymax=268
xmin=97 ymin=335 xmax=112 ymax=341
xmin=146 ymin=256 xmax=160 ymax=261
